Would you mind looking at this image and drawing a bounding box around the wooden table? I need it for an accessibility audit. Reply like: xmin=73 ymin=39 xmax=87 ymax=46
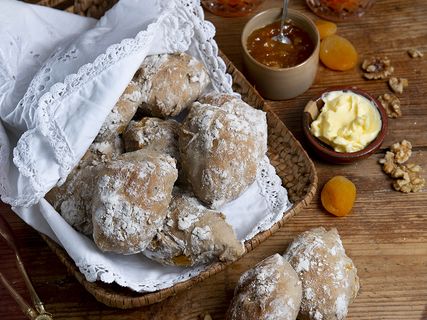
xmin=2 ymin=0 xmax=427 ymax=319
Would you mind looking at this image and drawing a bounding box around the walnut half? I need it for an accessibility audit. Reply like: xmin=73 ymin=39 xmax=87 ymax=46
xmin=389 ymin=77 xmax=408 ymax=94
xmin=408 ymin=48 xmax=424 ymax=58
xmin=393 ymin=163 xmax=425 ymax=193
xmin=378 ymin=93 xmax=401 ymax=118
xmin=390 ymin=139 xmax=412 ymax=164
xmin=361 ymin=56 xmax=394 ymax=80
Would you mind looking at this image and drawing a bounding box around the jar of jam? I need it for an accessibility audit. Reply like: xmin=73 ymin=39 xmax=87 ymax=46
xmin=306 ymin=0 xmax=375 ymax=21
xmin=201 ymin=0 xmax=264 ymax=17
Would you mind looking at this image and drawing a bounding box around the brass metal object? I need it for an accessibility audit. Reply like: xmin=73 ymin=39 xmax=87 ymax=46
xmin=0 ymin=215 xmax=53 ymax=320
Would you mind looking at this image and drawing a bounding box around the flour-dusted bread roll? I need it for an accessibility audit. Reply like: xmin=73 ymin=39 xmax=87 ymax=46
xmin=47 ymin=133 xmax=124 ymax=235
xmin=198 ymin=92 xmax=268 ymax=162
xmin=179 ymin=97 xmax=267 ymax=208
xmin=81 ymin=135 xmax=124 ymax=167
xmin=92 ymin=149 xmax=178 ymax=254
xmin=95 ymin=81 xmax=143 ymax=142
xmin=135 ymin=53 xmax=210 ymax=118
xmin=123 ymin=117 xmax=180 ymax=160
xmin=144 ymin=189 xmax=245 ymax=266
xmin=283 ymin=228 xmax=359 ymax=320
xmin=46 ymin=163 xmax=99 ymax=236
xmin=226 ymin=254 xmax=302 ymax=320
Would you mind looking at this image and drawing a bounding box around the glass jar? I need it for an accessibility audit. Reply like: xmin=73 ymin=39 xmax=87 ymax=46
xmin=306 ymin=0 xmax=375 ymax=21
xmin=201 ymin=0 xmax=264 ymax=17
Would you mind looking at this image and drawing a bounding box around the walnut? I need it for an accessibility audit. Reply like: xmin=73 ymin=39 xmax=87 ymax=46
xmin=408 ymin=48 xmax=423 ymax=58
xmin=378 ymin=93 xmax=401 ymax=118
xmin=379 ymin=151 xmax=398 ymax=174
xmin=393 ymin=163 xmax=425 ymax=193
xmin=390 ymin=139 xmax=412 ymax=163
xmin=388 ymin=77 xmax=408 ymax=94
xmin=361 ymin=56 xmax=394 ymax=80
xmin=379 ymin=140 xmax=424 ymax=193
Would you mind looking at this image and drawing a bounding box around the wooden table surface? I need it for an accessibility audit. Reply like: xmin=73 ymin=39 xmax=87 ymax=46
xmin=2 ymin=0 xmax=427 ymax=319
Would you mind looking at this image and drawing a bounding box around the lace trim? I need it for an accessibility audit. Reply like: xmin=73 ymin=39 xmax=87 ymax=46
xmin=0 ymin=121 xmax=10 ymax=199
xmin=181 ymin=0 xmax=233 ymax=94
xmin=76 ymin=259 xmax=208 ymax=292
xmin=11 ymin=2 xmax=203 ymax=206
xmin=243 ymin=156 xmax=292 ymax=241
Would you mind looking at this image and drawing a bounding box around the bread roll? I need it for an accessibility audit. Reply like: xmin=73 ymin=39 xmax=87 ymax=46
xmin=283 ymin=228 xmax=359 ymax=320
xmin=144 ymin=189 xmax=245 ymax=266
xmin=46 ymin=163 xmax=98 ymax=236
xmin=47 ymin=132 xmax=124 ymax=235
xmin=179 ymin=97 xmax=267 ymax=208
xmin=95 ymin=81 xmax=143 ymax=142
xmin=123 ymin=117 xmax=179 ymax=159
xmin=135 ymin=53 xmax=210 ymax=118
xmin=226 ymin=254 xmax=302 ymax=320
xmin=198 ymin=92 xmax=268 ymax=162
xmin=92 ymin=150 xmax=178 ymax=254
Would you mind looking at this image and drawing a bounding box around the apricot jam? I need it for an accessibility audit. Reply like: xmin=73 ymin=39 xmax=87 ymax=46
xmin=247 ymin=20 xmax=314 ymax=68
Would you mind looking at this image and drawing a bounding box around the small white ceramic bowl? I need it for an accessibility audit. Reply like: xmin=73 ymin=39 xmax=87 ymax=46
xmin=241 ymin=8 xmax=320 ymax=100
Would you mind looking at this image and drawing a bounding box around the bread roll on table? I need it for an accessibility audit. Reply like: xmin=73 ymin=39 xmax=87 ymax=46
xmin=284 ymin=227 xmax=359 ymax=320
xmin=226 ymin=254 xmax=302 ymax=320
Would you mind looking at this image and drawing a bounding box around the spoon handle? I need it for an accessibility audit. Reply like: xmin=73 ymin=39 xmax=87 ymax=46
xmin=0 ymin=215 xmax=48 ymax=315
xmin=280 ymin=0 xmax=289 ymax=33
xmin=0 ymin=271 xmax=39 ymax=319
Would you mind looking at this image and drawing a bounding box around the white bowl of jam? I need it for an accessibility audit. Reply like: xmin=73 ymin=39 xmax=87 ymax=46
xmin=241 ymin=8 xmax=320 ymax=100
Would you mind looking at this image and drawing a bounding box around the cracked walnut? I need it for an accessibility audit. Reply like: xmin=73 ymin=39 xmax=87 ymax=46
xmin=379 ymin=140 xmax=424 ymax=193
xmin=389 ymin=77 xmax=408 ymax=95
xmin=361 ymin=56 xmax=394 ymax=80
xmin=407 ymin=48 xmax=423 ymax=58
xmin=378 ymin=93 xmax=401 ymax=118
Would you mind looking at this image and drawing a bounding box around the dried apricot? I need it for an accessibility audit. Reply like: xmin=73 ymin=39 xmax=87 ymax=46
xmin=321 ymin=176 xmax=356 ymax=217
xmin=320 ymin=34 xmax=358 ymax=71
xmin=315 ymin=19 xmax=337 ymax=40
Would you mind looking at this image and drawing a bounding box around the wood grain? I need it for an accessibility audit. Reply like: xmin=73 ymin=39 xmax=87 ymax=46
xmin=2 ymin=0 xmax=427 ymax=319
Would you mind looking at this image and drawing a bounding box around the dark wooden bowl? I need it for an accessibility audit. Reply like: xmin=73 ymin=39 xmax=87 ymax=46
xmin=302 ymin=87 xmax=388 ymax=164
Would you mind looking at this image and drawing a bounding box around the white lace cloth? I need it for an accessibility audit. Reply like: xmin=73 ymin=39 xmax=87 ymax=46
xmin=0 ymin=0 xmax=292 ymax=292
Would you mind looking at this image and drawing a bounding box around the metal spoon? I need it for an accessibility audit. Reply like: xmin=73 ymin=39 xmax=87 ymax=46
xmin=272 ymin=0 xmax=292 ymax=45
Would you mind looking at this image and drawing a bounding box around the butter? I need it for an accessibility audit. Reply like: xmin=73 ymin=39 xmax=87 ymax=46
xmin=310 ymin=90 xmax=381 ymax=153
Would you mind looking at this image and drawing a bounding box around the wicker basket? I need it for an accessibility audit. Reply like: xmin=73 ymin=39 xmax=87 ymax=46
xmin=74 ymin=0 xmax=117 ymax=18
xmin=33 ymin=0 xmax=318 ymax=308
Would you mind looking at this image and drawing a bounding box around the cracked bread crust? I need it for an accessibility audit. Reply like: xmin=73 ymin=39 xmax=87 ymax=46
xmin=145 ymin=189 xmax=245 ymax=266
xmin=226 ymin=254 xmax=302 ymax=320
xmin=92 ymin=150 xmax=178 ymax=255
